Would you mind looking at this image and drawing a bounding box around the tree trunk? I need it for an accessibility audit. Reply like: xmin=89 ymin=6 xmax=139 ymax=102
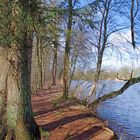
xmin=63 ymin=0 xmax=73 ymax=99
xmin=0 ymin=48 xmax=9 ymax=140
xmin=87 ymin=54 xmax=102 ymax=101
xmin=87 ymin=0 xmax=109 ymax=101
xmin=36 ymin=37 xmax=43 ymax=89
xmin=69 ymin=48 xmax=78 ymax=89
xmin=0 ymin=0 xmax=40 ymax=139
xmin=130 ymin=0 xmax=136 ymax=49
xmin=0 ymin=42 xmax=40 ymax=140
xmin=51 ymin=40 xmax=58 ymax=86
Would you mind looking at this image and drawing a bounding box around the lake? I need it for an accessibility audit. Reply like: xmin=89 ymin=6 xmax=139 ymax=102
xmin=70 ymin=80 xmax=140 ymax=140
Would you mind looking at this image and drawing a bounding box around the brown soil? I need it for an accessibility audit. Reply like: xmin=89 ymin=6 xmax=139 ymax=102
xmin=32 ymin=86 xmax=115 ymax=140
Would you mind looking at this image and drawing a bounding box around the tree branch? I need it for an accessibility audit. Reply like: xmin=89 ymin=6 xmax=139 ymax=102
xmin=131 ymin=0 xmax=136 ymax=49
xmin=89 ymin=74 xmax=140 ymax=110
xmin=116 ymin=70 xmax=133 ymax=81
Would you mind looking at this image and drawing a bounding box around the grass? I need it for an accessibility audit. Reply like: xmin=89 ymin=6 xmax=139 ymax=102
xmin=52 ymin=94 xmax=82 ymax=108
xmin=32 ymin=112 xmax=37 ymax=117
xmin=40 ymin=128 xmax=50 ymax=139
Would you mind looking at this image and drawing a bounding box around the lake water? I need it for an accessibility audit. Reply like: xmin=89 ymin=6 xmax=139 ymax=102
xmin=70 ymin=80 xmax=140 ymax=140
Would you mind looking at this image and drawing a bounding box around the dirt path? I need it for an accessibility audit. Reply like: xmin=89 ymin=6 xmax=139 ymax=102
xmin=32 ymin=86 xmax=115 ymax=140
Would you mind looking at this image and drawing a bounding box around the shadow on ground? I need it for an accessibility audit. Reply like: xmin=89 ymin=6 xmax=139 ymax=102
xmin=70 ymin=126 xmax=102 ymax=140
xmin=40 ymin=112 xmax=93 ymax=131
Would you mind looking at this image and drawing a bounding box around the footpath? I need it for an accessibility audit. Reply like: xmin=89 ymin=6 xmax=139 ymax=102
xmin=32 ymin=86 xmax=115 ymax=140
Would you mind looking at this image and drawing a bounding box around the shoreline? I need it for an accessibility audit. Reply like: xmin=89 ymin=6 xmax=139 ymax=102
xmin=32 ymin=86 xmax=115 ymax=140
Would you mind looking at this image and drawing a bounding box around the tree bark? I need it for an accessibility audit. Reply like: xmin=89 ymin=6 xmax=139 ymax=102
xmin=36 ymin=37 xmax=44 ymax=89
xmin=0 ymin=40 xmax=40 ymax=140
xmin=63 ymin=0 xmax=73 ymax=98
xmin=0 ymin=0 xmax=40 ymax=139
xmin=0 ymin=48 xmax=9 ymax=140
xmin=51 ymin=40 xmax=58 ymax=86
xmin=3 ymin=38 xmax=40 ymax=140
xmin=69 ymin=48 xmax=78 ymax=89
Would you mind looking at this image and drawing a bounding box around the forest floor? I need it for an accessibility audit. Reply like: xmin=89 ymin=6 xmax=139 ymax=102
xmin=32 ymin=85 xmax=115 ymax=140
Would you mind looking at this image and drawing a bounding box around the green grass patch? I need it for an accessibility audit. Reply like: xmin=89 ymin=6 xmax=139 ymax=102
xmin=32 ymin=112 xmax=38 ymax=117
xmin=40 ymin=128 xmax=50 ymax=139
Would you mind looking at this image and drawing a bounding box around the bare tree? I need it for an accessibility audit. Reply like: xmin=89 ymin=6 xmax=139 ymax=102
xmin=88 ymin=0 xmax=140 ymax=111
xmin=79 ymin=0 xmax=129 ymax=101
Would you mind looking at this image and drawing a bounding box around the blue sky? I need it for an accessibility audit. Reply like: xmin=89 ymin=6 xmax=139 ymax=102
xmin=57 ymin=0 xmax=140 ymax=69
xmin=80 ymin=0 xmax=140 ymax=69
xmin=80 ymin=0 xmax=94 ymax=6
xmin=102 ymin=28 xmax=140 ymax=70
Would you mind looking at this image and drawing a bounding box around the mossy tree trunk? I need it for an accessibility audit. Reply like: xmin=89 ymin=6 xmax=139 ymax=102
xmin=0 ymin=48 xmax=9 ymax=140
xmin=0 ymin=38 xmax=40 ymax=140
xmin=0 ymin=0 xmax=40 ymax=139
xmin=0 ymin=46 xmax=40 ymax=140
xmin=63 ymin=0 xmax=73 ymax=99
